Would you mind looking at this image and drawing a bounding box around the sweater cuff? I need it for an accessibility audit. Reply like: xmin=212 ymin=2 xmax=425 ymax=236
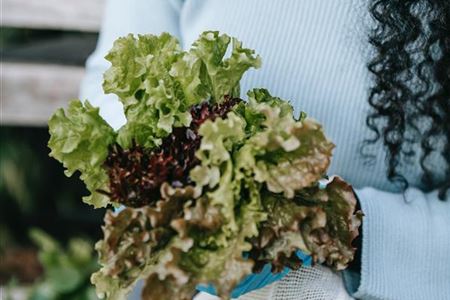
xmin=345 ymin=187 xmax=450 ymax=300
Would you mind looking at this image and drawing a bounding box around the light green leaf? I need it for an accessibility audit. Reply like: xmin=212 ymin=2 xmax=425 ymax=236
xmin=103 ymin=33 xmax=188 ymax=147
xmin=190 ymin=112 xmax=246 ymax=189
xmin=235 ymin=89 xmax=335 ymax=198
xmin=48 ymin=100 xmax=115 ymax=208
xmin=190 ymin=31 xmax=261 ymax=102
xmin=102 ymin=32 xmax=260 ymax=148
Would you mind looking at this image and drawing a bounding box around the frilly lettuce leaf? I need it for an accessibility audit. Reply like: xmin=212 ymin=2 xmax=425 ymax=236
xmin=48 ymin=100 xmax=116 ymax=208
xmin=190 ymin=31 xmax=261 ymax=102
xmin=103 ymin=31 xmax=260 ymax=148
xmin=92 ymin=109 xmax=269 ymax=299
xmin=297 ymin=176 xmax=363 ymax=269
xmin=94 ymin=182 xmax=263 ymax=300
xmin=190 ymin=112 xmax=246 ymax=188
xmin=235 ymin=89 xmax=335 ymax=198
xmin=189 ymin=112 xmax=247 ymax=236
xmin=170 ymin=31 xmax=261 ymax=106
xmin=249 ymin=176 xmax=362 ymax=272
xmin=48 ymin=31 xmax=261 ymax=207
xmin=103 ymin=33 xmax=187 ymax=147
xmin=91 ymin=196 xmax=183 ymax=300
xmin=93 ymin=178 xmax=361 ymax=300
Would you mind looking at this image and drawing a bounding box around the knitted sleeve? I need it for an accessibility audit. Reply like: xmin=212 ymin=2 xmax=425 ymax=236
xmin=344 ymin=187 xmax=450 ymax=300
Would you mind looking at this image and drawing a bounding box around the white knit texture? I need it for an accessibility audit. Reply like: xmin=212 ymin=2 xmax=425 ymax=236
xmin=195 ymin=266 xmax=353 ymax=300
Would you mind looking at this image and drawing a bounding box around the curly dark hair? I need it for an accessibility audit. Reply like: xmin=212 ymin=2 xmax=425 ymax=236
xmin=365 ymin=0 xmax=449 ymax=199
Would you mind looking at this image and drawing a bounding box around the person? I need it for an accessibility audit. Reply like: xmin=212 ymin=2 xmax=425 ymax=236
xmin=79 ymin=0 xmax=450 ymax=299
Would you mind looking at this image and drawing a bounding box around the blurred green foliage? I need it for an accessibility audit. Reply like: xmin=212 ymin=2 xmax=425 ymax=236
xmin=1 ymin=25 xmax=103 ymax=295
xmin=0 ymin=127 xmax=41 ymax=214
xmin=0 ymin=127 xmax=105 ymax=250
xmin=27 ymin=229 xmax=99 ymax=300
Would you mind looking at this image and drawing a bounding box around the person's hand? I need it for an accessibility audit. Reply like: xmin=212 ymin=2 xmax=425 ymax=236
xmin=196 ymin=250 xmax=312 ymax=299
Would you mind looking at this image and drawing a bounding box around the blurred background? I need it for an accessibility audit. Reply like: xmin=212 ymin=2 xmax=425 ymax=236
xmin=1 ymin=1 xmax=107 ymax=299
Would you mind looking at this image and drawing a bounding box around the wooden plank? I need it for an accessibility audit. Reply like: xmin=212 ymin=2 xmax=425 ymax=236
xmin=1 ymin=62 xmax=85 ymax=126
xmin=3 ymin=35 xmax=98 ymax=66
xmin=3 ymin=0 xmax=105 ymax=32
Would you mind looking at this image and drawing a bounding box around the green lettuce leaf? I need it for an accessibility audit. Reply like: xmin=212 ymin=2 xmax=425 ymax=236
xmin=189 ymin=112 xmax=247 ymax=235
xmin=140 ymin=191 xmax=263 ymax=300
xmin=190 ymin=112 xmax=246 ymax=188
xmin=249 ymin=176 xmax=362 ymax=272
xmin=190 ymin=31 xmax=261 ymax=102
xmin=103 ymin=32 xmax=260 ymax=148
xmin=48 ymin=100 xmax=116 ymax=207
xmin=92 ymin=208 xmax=175 ymax=300
xmin=93 ymin=110 xmax=270 ymax=299
xmin=92 ymin=184 xmax=199 ymax=300
xmin=103 ymin=33 xmax=187 ymax=148
xmin=140 ymin=180 xmax=267 ymax=299
xmin=296 ymin=176 xmax=363 ymax=270
xmin=235 ymin=89 xmax=335 ymax=198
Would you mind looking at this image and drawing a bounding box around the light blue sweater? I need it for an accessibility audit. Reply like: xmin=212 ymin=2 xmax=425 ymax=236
xmin=79 ymin=1 xmax=450 ymax=299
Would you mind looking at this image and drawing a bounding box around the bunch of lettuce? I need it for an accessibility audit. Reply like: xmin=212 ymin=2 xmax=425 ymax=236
xmin=48 ymin=31 xmax=362 ymax=300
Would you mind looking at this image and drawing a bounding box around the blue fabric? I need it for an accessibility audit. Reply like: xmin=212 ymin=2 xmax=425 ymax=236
xmin=196 ymin=251 xmax=312 ymax=298
xmin=114 ymin=205 xmax=126 ymax=213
